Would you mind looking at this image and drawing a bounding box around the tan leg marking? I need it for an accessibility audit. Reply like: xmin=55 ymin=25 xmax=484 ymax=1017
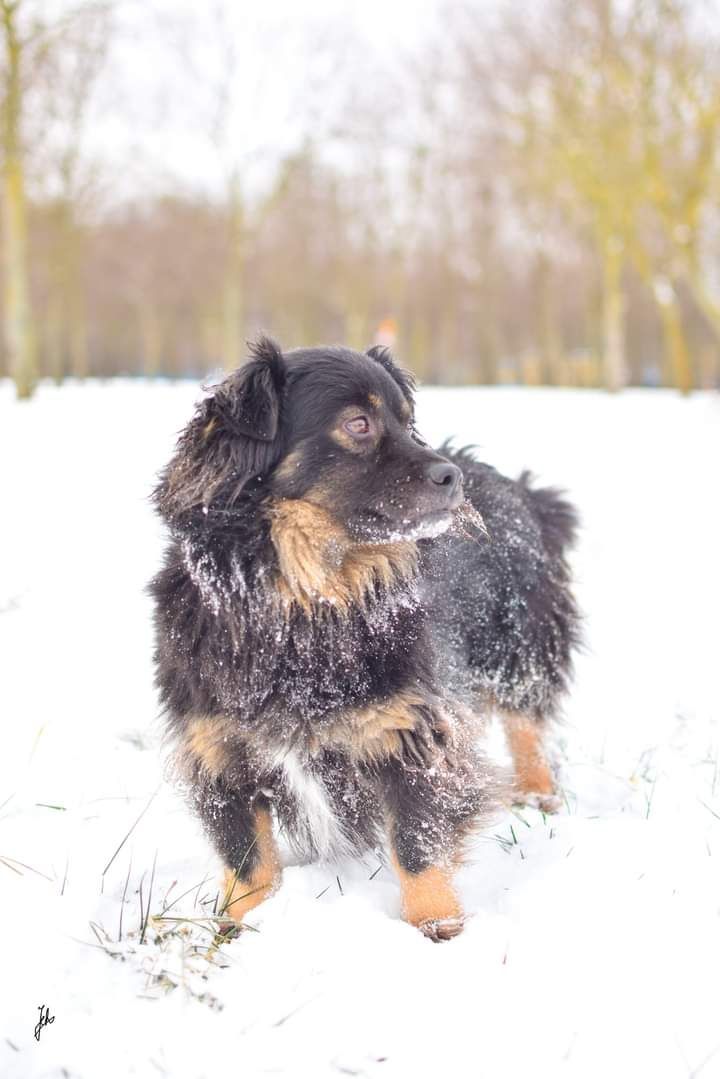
xmin=503 ymin=712 xmax=557 ymax=805
xmin=220 ymin=807 xmax=282 ymax=927
xmin=391 ymin=854 xmax=464 ymax=941
xmin=183 ymin=715 xmax=234 ymax=778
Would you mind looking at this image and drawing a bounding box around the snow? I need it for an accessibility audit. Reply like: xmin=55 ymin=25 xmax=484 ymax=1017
xmin=1 ymin=379 xmax=718 ymax=1079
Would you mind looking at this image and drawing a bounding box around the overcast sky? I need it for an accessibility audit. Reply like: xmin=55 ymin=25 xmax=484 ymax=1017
xmin=69 ymin=0 xmax=446 ymax=203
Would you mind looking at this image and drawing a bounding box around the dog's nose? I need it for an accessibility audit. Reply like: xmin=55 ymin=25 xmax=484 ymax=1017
xmin=427 ymin=460 xmax=462 ymax=496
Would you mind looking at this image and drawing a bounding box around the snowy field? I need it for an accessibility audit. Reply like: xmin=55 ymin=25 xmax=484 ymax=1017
xmin=1 ymin=378 xmax=719 ymax=1079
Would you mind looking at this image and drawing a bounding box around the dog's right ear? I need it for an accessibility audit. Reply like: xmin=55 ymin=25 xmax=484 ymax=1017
xmin=154 ymin=336 xmax=287 ymax=526
xmin=366 ymin=345 xmax=416 ymax=413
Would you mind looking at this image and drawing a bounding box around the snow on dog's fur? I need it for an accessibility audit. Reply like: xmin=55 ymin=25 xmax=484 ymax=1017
xmin=149 ymin=338 xmax=580 ymax=940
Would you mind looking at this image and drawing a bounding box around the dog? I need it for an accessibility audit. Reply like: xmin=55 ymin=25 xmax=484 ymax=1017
xmin=149 ymin=337 xmax=580 ymax=941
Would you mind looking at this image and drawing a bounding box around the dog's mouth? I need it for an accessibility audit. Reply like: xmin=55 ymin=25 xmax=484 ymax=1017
xmin=390 ymin=510 xmax=455 ymax=541
xmin=350 ymin=508 xmax=456 ymax=544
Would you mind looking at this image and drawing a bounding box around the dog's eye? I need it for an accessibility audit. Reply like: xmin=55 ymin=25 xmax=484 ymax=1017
xmin=344 ymin=415 xmax=371 ymax=437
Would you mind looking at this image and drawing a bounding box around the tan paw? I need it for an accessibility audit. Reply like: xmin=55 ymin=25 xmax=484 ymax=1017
xmin=514 ymin=790 xmax=562 ymax=814
xmin=215 ymin=918 xmax=245 ymax=939
xmin=418 ymin=915 xmax=466 ymax=942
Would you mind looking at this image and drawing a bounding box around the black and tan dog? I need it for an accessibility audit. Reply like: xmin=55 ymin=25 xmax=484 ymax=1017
xmin=150 ymin=338 xmax=580 ymax=941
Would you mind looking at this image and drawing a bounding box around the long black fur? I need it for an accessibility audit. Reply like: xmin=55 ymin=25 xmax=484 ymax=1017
xmin=149 ymin=339 xmax=581 ymax=889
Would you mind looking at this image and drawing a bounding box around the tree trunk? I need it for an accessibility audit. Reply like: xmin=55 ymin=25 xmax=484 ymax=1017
xmin=2 ymin=1 xmax=37 ymax=400
xmin=408 ymin=317 xmax=430 ymax=381
xmin=476 ymin=319 xmax=501 ymax=385
xmin=64 ymin=206 xmax=88 ymax=380
xmin=687 ymin=269 xmax=720 ymax=352
xmin=654 ymin=279 xmax=693 ymax=394
xmin=68 ymin=289 xmax=88 ymax=380
xmin=46 ymin=289 xmax=64 ymax=384
xmin=698 ymin=345 xmax=718 ymax=389
xmin=344 ymin=310 xmax=369 ymax=352
xmin=48 ymin=199 xmax=88 ymax=381
xmin=221 ymin=177 xmax=244 ymax=371
xmin=600 ymin=241 xmax=626 ymax=392
xmin=138 ymin=301 xmax=163 ymax=377
xmin=535 ymin=250 xmax=563 ymax=385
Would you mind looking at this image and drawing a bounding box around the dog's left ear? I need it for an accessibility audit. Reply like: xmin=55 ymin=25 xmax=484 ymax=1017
xmin=214 ymin=335 xmax=286 ymax=441
xmin=366 ymin=345 xmax=416 ymax=411
xmin=153 ymin=336 xmax=287 ymax=526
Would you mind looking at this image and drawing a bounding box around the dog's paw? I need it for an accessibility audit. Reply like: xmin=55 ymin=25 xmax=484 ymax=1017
xmin=418 ymin=915 xmax=465 ymax=942
xmin=214 ymin=918 xmax=245 ymax=939
xmin=515 ymin=790 xmax=562 ymax=814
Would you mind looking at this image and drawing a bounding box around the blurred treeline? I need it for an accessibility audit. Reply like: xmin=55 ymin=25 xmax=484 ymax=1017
xmin=3 ymin=0 xmax=720 ymax=398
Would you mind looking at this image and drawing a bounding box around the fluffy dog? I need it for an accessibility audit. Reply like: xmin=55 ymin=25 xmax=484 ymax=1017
xmin=150 ymin=338 xmax=580 ymax=941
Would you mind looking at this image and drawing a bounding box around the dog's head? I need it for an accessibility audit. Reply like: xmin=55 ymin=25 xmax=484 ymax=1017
xmin=156 ymin=336 xmax=463 ymax=543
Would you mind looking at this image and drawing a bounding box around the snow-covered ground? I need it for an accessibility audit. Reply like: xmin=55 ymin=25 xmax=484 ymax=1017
xmin=1 ymin=379 xmax=718 ymax=1079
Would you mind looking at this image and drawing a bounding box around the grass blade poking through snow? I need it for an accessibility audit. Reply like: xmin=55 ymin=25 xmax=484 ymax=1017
xmin=140 ymin=851 xmax=158 ymax=945
xmin=101 ymin=785 xmax=160 ymax=880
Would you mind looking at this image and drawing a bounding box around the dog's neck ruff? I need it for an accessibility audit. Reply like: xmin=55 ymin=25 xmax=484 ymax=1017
xmin=268 ymin=498 xmax=419 ymax=614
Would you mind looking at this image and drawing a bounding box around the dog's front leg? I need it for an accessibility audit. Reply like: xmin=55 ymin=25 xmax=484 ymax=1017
xmin=380 ymin=760 xmax=484 ymax=942
xmin=179 ymin=719 xmax=283 ymax=929
xmin=391 ymin=855 xmax=464 ymax=942
xmin=191 ymin=780 xmax=281 ymax=931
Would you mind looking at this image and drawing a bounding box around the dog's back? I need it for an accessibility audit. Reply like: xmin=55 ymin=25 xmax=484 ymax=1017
xmin=421 ymin=448 xmax=581 ymax=722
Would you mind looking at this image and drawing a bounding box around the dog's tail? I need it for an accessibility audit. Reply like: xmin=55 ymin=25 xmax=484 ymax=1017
xmin=516 ymin=471 xmax=580 ymax=561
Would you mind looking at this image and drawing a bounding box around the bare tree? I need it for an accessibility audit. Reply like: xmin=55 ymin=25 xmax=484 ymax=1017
xmin=1 ymin=0 xmax=36 ymax=398
xmin=34 ymin=4 xmax=110 ymax=382
xmin=1 ymin=0 xmax=111 ymax=396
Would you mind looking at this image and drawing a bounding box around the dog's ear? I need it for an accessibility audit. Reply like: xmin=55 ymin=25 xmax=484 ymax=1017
xmin=213 ymin=335 xmax=285 ymax=441
xmin=154 ymin=336 xmax=286 ymax=526
xmin=366 ymin=345 xmax=416 ymax=411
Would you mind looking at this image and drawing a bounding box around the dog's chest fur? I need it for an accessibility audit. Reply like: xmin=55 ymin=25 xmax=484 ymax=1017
xmin=154 ymin=507 xmax=433 ymax=861
xmin=154 ymin=504 xmax=433 ymax=744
